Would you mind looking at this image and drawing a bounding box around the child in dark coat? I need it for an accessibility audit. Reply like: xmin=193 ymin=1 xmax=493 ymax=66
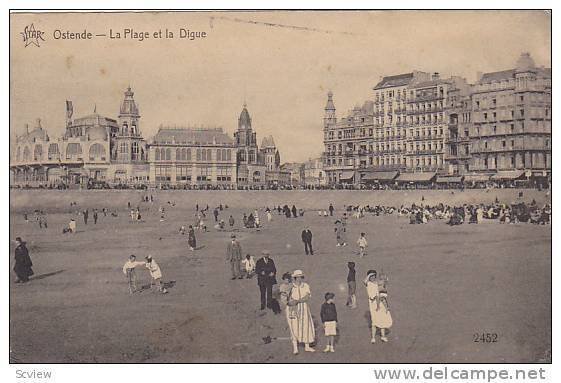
xmin=320 ymin=292 xmax=337 ymax=353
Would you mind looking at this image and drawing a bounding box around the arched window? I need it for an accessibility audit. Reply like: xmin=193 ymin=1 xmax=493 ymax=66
xmin=196 ymin=149 xmax=201 ymax=161
xmin=202 ymin=149 xmax=207 ymax=161
xmin=165 ymin=148 xmax=171 ymax=161
xmin=186 ymin=149 xmax=191 ymax=161
xmin=89 ymin=143 xmax=106 ymax=161
xmin=66 ymin=143 xmax=82 ymax=159
xmin=181 ymin=148 xmax=187 ymax=160
xmin=217 ymin=149 xmax=222 ymax=162
xmin=23 ymin=147 xmax=31 ymax=161
xmin=176 ymin=148 xmax=181 ymax=161
xmin=123 ymin=122 xmax=128 ymax=135
xmin=33 ymin=144 xmax=42 ymax=161
xmin=155 ymin=147 xmax=161 ymax=160
xmin=48 ymin=144 xmax=59 ymax=160
xmin=131 ymin=124 xmax=137 ymax=136
xmin=227 ymin=149 xmax=231 ymax=161
xmin=207 ymin=149 xmax=212 ymax=161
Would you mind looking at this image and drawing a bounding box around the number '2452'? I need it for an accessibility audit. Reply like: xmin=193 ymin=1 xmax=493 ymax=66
xmin=473 ymin=333 xmax=498 ymax=343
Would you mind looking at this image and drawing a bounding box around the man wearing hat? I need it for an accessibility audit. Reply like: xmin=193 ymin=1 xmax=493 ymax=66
xmin=13 ymin=237 xmax=33 ymax=283
xmin=255 ymin=250 xmax=277 ymax=310
xmin=226 ymin=234 xmax=243 ymax=280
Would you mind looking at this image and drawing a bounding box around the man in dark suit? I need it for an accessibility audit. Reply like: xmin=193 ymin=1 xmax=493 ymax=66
xmin=301 ymin=228 xmax=314 ymax=255
xmin=255 ymin=250 xmax=277 ymax=310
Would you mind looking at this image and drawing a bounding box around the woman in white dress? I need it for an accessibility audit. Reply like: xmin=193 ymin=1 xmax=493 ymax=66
xmin=364 ymin=270 xmax=392 ymax=343
xmin=287 ymin=269 xmax=316 ymax=354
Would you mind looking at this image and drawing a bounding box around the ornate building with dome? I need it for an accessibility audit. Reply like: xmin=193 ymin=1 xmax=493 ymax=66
xmin=10 ymin=93 xmax=283 ymax=189
xmin=10 ymin=87 xmax=149 ymax=187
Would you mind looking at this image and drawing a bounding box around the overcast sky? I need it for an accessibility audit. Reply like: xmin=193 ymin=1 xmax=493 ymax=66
xmin=10 ymin=11 xmax=551 ymax=162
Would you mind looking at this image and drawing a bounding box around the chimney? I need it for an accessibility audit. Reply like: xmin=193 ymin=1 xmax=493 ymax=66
xmin=25 ymin=123 xmax=29 ymax=134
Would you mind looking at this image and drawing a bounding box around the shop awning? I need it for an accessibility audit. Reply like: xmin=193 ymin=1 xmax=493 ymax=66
xmin=361 ymin=171 xmax=399 ymax=182
xmin=491 ymin=170 xmax=526 ymax=180
xmin=531 ymin=170 xmax=549 ymax=177
xmin=436 ymin=176 xmax=463 ymax=183
xmin=339 ymin=171 xmax=355 ymax=181
xmin=463 ymin=174 xmax=490 ymax=183
xmin=396 ymin=172 xmax=436 ymax=182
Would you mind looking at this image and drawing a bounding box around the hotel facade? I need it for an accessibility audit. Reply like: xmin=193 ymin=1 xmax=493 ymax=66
xmin=322 ymin=53 xmax=551 ymax=187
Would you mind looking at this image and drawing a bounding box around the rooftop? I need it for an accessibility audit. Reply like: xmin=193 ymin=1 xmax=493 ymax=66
xmin=153 ymin=127 xmax=234 ymax=145
xmin=374 ymin=73 xmax=414 ymax=90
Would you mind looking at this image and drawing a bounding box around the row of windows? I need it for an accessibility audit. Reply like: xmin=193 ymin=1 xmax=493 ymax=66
xmin=325 ymin=155 xmax=443 ymax=167
xmin=154 ymin=147 xmax=233 ymax=162
xmin=15 ymin=143 xmax=107 ymax=161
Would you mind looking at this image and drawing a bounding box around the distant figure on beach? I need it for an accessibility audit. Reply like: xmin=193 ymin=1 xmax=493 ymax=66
xmin=13 ymin=237 xmax=33 ymax=284
xmin=122 ymin=254 xmax=143 ymax=294
xmin=346 ymin=261 xmax=357 ymax=309
xmin=329 ymin=203 xmax=334 ymax=216
xmin=301 ymin=228 xmax=313 ymax=255
xmin=214 ymin=208 xmax=219 ymax=222
xmin=357 ymin=232 xmax=368 ymax=257
xmin=68 ymin=218 xmax=77 ymax=233
xmin=188 ymin=225 xmax=196 ymax=251
xmin=226 ymin=234 xmax=243 ymax=280
xmin=145 ymin=255 xmax=168 ymax=294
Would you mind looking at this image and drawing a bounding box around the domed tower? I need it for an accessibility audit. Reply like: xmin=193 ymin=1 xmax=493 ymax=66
xmin=324 ymin=91 xmax=336 ymax=129
xmin=113 ymin=86 xmax=145 ymax=163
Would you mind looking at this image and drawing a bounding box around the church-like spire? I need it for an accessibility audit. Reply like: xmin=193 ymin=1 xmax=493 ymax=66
xmin=238 ymin=103 xmax=252 ymax=130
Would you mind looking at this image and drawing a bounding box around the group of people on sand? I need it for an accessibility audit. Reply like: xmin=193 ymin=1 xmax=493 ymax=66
xmin=392 ymin=199 xmax=552 ymax=226
xmin=23 ymin=210 xmax=48 ymax=229
xmin=277 ymin=266 xmax=392 ymax=354
xmin=122 ymin=254 xmax=168 ymax=294
xmin=223 ymin=226 xmax=391 ymax=355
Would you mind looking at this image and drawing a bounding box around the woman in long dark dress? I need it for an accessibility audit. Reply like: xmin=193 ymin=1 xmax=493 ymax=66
xmin=14 ymin=237 xmax=33 ymax=283
xmin=188 ymin=225 xmax=196 ymax=251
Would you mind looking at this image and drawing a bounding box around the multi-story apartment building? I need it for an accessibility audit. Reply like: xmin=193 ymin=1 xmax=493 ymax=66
xmin=322 ymin=52 xmax=551 ymax=187
xmin=469 ymin=53 xmax=551 ymax=181
xmin=406 ymin=74 xmax=470 ymax=173
xmin=446 ymin=84 xmax=474 ymax=175
xmin=371 ymin=71 xmax=433 ymax=178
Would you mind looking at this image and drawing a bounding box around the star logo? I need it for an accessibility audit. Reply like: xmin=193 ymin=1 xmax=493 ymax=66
xmin=21 ymin=24 xmax=45 ymax=48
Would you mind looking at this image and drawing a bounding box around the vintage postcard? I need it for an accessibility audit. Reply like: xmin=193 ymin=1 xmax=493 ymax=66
xmin=9 ymin=10 xmax=551 ymax=368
